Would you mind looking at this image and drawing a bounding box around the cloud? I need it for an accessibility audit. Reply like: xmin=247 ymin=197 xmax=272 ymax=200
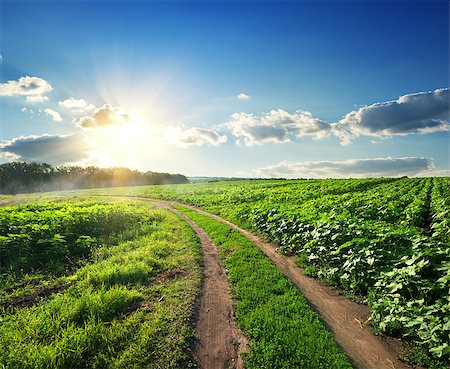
xmin=333 ymin=88 xmax=450 ymax=144
xmin=58 ymin=97 xmax=95 ymax=113
xmin=0 ymin=76 xmax=52 ymax=97
xmin=226 ymin=88 xmax=450 ymax=146
xmin=76 ymin=104 xmax=130 ymax=128
xmin=255 ymin=157 xmax=434 ymax=178
xmin=21 ymin=107 xmax=33 ymax=114
xmin=26 ymin=95 xmax=49 ymax=103
xmin=42 ymin=108 xmax=62 ymax=122
xmin=0 ymin=133 xmax=91 ymax=165
xmin=419 ymin=169 xmax=450 ymax=177
xmin=228 ymin=109 xmax=331 ymax=146
xmin=166 ymin=127 xmax=228 ymax=147
xmin=237 ymin=93 xmax=251 ymax=101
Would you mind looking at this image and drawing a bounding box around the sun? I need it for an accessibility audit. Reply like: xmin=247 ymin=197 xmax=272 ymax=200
xmin=86 ymin=117 xmax=161 ymax=169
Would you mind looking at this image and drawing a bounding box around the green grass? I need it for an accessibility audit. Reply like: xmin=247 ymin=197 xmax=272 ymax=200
xmin=175 ymin=205 xmax=354 ymax=369
xmin=0 ymin=202 xmax=202 ymax=369
xmin=0 ymin=200 xmax=165 ymax=307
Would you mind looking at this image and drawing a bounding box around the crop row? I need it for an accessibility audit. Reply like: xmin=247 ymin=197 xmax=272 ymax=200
xmin=430 ymin=178 xmax=450 ymax=242
xmin=247 ymin=204 xmax=449 ymax=361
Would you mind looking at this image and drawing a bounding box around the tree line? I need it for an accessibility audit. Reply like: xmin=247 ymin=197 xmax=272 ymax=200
xmin=0 ymin=162 xmax=188 ymax=194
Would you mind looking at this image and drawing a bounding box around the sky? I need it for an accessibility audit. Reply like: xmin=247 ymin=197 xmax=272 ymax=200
xmin=0 ymin=0 xmax=449 ymax=178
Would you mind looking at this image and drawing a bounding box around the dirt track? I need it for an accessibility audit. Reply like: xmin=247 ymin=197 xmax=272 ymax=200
xmin=167 ymin=206 xmax=248 ymax=369
xmin=161 ymin=200 xmax=413 ymax=369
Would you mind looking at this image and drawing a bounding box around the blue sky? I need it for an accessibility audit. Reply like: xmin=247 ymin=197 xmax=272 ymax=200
xmin=0 ymin=0 xmax=449 ymax=178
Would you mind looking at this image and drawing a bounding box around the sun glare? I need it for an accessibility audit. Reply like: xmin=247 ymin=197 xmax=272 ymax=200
xmin=86 ymin=116 xmax=161 ymax=169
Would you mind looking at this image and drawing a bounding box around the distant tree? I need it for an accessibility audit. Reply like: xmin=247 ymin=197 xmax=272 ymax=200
xmin=0 ymin=162 xmax=188 ymax=194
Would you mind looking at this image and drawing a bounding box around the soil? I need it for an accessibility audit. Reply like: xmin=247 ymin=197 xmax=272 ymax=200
xmin=167 ymin=206 xmax=249 ymax=369
xmin=161 ymin=200 xmax=415 ymax=369
xmin=147 ymin=267 xmax=192 ymax=286
xmin=1 ymin=283 xmax=69 ymax=309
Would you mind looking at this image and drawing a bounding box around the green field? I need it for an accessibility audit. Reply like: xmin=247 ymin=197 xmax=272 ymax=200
xmin=81 ymin=176 xmax=450 ymax=367
xmin=1 ymin=177 xmax=449 ymax=368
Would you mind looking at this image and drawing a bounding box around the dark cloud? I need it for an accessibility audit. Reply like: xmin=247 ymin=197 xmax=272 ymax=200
xmin=334 ymin=88 xmax=449 ymax=144
xmin=256 ymin=157 xmax=434 ymax=178
xmin=77 ymin=104 xmax=130 ymax=128
xmin=0 ymin=133 xmax=91 ymax=165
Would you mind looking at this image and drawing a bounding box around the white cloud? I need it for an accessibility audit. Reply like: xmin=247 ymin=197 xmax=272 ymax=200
xmin=418 ymin=169 xmax=450 ymax=177
xmin=166 ymin=126 xmax=228 ymax=147
xmin=21 ymin=107 xmax=32 ymax=114
xmin=226 ymin=88 xmax=450 ymax=146
xmin=0 ymin=76 xmax=52 ymax=97
xmin=58 ymin=97 xmax=95 ymax=113
xmin=228 ymin=109 xmax=331 ymax=146
xmin=42 ymin=108 xmax=63 ymax=122
xmin=237 ymin=93 xmax=251 ymax=101
xmin=76 ymin=104 xmax=130 ymax=128
xmin=0 ymin=133 xmax=91 ymax=165
xmin=26 ymin=95 xmax=49 ymax=103
xmin=333 ymin=88 xmax=450 ymax=144
xmin=255 ymin=157 xmax=434 ymax=178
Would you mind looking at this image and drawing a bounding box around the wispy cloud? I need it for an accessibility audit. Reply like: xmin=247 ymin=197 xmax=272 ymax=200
xmin=42 ymin=108 xmax=62 ymax=122
xmin=26 ymin=95 xmax=49 ymax=103
xmin=0 ymin=133 xmax=91 ymax=165
xmin=419 ymin=169 xmax=450 ymax=177
xmin=0 ymin=76 xmax=52 ymax=98
xmin=21 ymin=107 xmax=34 ymax=114
xmin=228 ymin=109 xmax=330 ymax=146
xmin=58 ymin=97 xmax=95 ymax=113
xmin=76 ymin=104 xmax=130 ymax=128
xmin=255 ymin=157 xmax=434 ymax=178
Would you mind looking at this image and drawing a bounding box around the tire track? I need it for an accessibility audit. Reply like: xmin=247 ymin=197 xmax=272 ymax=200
xmin=157 ymin=203 xmax=248 ymax=369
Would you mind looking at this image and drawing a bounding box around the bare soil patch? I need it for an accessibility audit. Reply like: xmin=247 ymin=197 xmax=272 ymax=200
xmin=1 ymin=283 xmax=69 ymax=309
xmin=147 ymin=267 xmax=192 ymax=286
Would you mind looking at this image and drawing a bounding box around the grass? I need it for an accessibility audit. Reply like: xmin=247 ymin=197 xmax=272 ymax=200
xmin=175 ymin=205 xmax=354 ymax=369
xmin=0 ymin=200 xmax=163 ymax=307
xmin=0 ymin=202 xmax=202 ymax=369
